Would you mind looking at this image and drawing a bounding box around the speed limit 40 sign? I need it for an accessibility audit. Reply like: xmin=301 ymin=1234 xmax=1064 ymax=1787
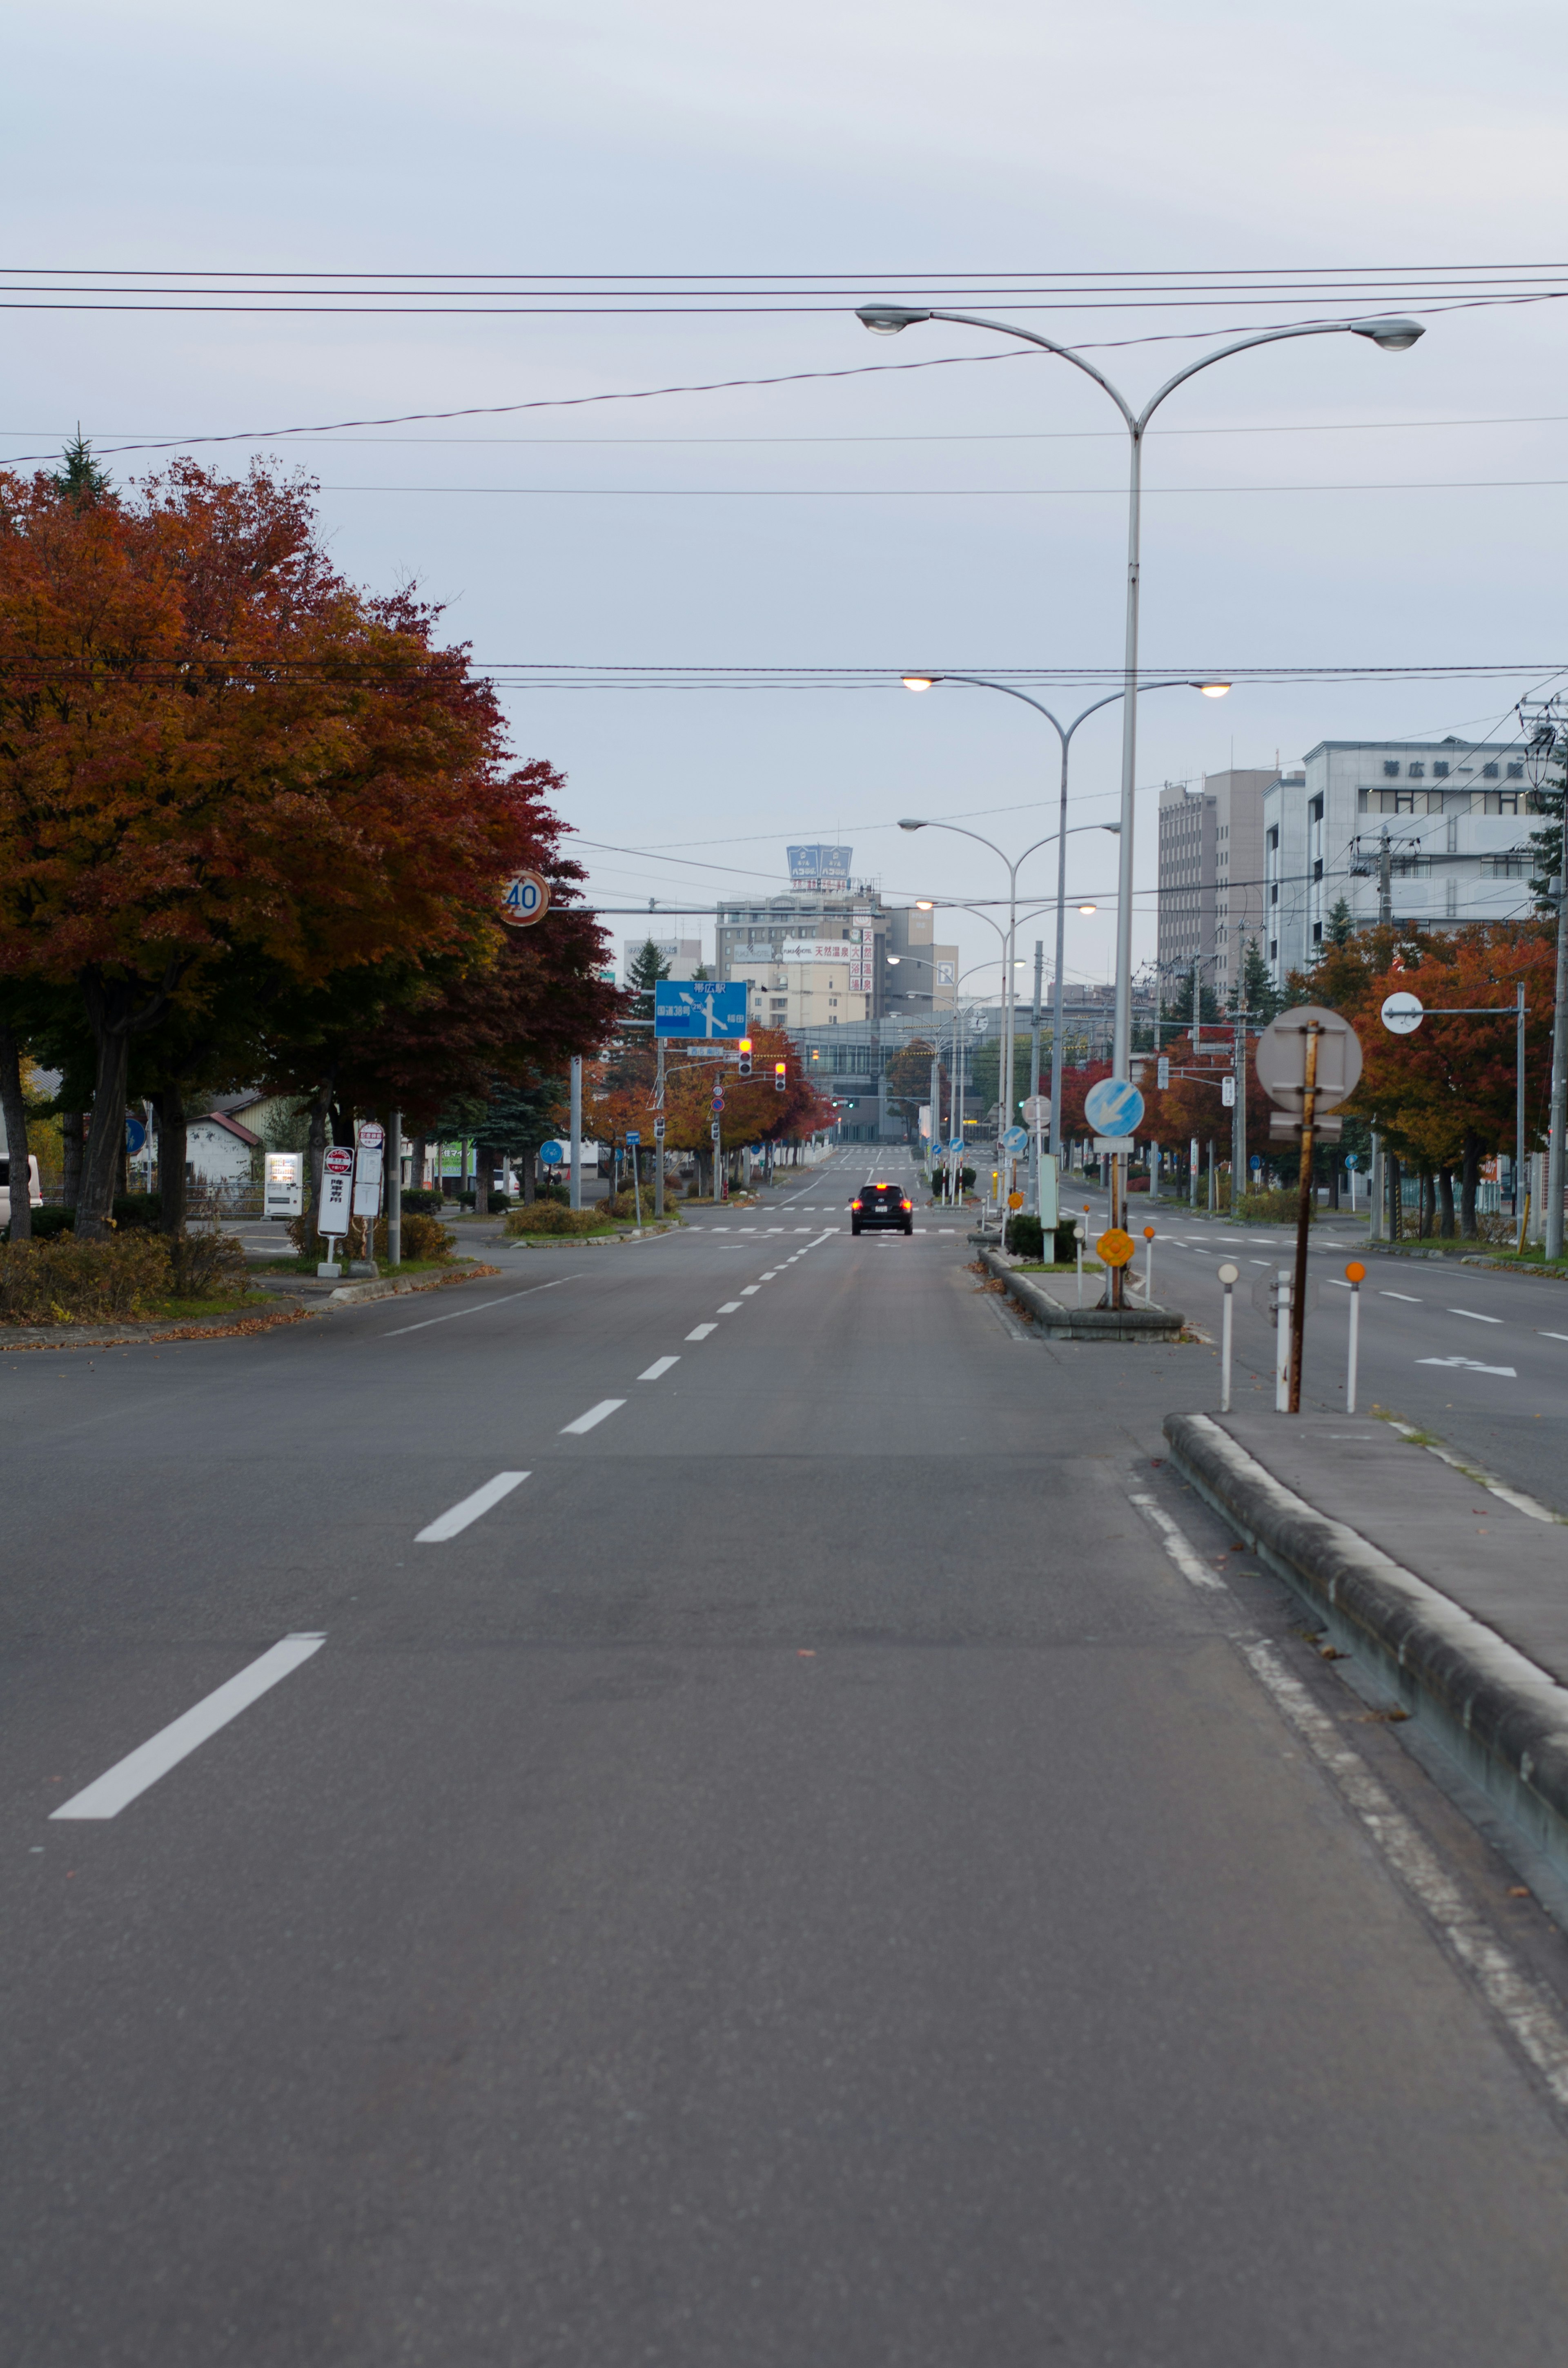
xmin=499 ymin=871 xmax=550 ymax=928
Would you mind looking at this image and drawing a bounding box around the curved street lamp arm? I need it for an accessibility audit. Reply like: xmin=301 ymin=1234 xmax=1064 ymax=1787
xmin=1135 ymin=321 xmax=1396 ymax=434
xmin=923 ymin=311 xmax=1138 ymax=434
xmin=927 ymin=672 xmax=1208 ymax=744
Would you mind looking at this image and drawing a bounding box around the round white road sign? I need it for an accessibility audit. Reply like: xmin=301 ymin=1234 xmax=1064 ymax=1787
xmin=1380 ymin=991 xmax=1425 ymax=1035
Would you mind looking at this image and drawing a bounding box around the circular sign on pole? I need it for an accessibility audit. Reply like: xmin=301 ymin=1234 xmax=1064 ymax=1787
xmin=1217 ymin=1262 xmax=1240 ymax=1286
xmin=1380 ymin=990 xmax=1424 ymax=1035
xmin=1007 ymin=1191 xmax=1024 ymax=1210
xmin=539 ymin=1141 xmax=563 ymax=1166
xmin=1084 ymin=1077 xmax=1146 ymax=1137
xmin=1096 ymin=1227 xmax=1135 ymax=1268
xmin=1255 ymin=1004 xmax=1363 ymax=1114
xmin=357 ymin=1122 xmax=385 ymax=1150
xmin=1000 ymin=1124 xmax=1029 ymax=1154
xmin=499 ymin=871 xmax=550 ymax=929
xmin=125 ymin=1116 xmax=147 ymax=1155
xmin=1020 ymin=1095 xmax=1051 ymax=1127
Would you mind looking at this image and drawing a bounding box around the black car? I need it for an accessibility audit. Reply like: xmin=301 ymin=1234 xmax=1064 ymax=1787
xmin=850 ymin=1181 xmax=914 ymax=1236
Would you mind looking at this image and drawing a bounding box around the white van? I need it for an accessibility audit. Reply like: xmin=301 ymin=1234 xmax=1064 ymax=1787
xmin=0 ymin=1153 xmax=44 ymax=1230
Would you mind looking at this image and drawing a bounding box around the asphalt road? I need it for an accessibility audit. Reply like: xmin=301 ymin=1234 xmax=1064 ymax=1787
xmin=1070 ymin=1185 xmax=1568 ymax=1511
xmin=7 ymin=1154 xmax=1568 ymax=2365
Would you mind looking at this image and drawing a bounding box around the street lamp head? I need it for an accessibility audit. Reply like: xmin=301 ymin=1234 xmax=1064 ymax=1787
xmin=1077 ymin=902 xmax=1098 ymax=915
xmin=915 ymin=899 xmax=935 ymax=910
xmin=1350 ymin=316 xmax=1425 ymax=352
xmin=901 ymin=675 xmax=938 ymax=691
xmin=886 ymin=955 xmax=900 ymax=965
xmin=1101 ymin=821 xmax=1121 ymax=834
xmin=857 ymin=305 xmax=932 ymax=335
xmin=898 ymin=818 xmax=927 ymax=832
xmin=1194 ymin=680 xmax=1231 ymax=698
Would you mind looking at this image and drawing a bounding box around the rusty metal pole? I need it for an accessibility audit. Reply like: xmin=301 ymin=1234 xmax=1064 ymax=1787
xmin=1287 ymin=1021 xmax=1320 ymax=1413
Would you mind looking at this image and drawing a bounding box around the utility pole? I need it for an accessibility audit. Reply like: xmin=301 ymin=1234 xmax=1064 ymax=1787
xmin=1377 ymin=828 xmax=1393 ymax=928
xmin=1029 ymin=939 xmax=1044 ymax=1213
xmin=654 ymin=1036 xmax=666 ymax=1219
xmin=1231 ymin=1007 xmax=1247 ymax=1205
xmin=569 ymin=1055 xmax=583 ymax=1212
xmin=1520 ymin=697 xmax=1567 ymax=1259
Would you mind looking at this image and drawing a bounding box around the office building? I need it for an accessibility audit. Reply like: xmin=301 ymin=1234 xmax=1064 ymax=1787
xmin=1262 ymin=737 xmax=1539 ymax=986
xmin=1156 ymin=769 xmax=1276 ymax=1008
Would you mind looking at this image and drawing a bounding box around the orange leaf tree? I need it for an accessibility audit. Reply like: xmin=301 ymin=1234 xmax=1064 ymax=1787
xmin=0 ymin=461 xmax=571 ymax=1234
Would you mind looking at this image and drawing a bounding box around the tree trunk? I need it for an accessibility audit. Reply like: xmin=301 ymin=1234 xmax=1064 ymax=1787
xmin=1388 ymin=1153 xmax=1403 ymax=1240
xmin=155 ymin=1078 xmax=189 ymax=1237
xmin=1419 ymin=1172 xmax=1436 ymax=1239
xmin=61 ymin=1111 xmax=84 ymax=1210
xmin=1460 ymin=1129 xmax=1482 ymax=1238
xmin=0 ymin=1024 xmax=32 ymax=1241
xmin=1438 ymin=1167 xmax=1456 ymax=1238
xmin=76 ymin=1025 xmax=133 ymax=1241
xmin=410 ymin=1134 xmax=427 ymax=1191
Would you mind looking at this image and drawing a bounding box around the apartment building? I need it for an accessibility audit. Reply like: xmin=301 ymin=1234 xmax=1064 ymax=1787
xmin=1262 ymin=737 xmax=1538 ymax=985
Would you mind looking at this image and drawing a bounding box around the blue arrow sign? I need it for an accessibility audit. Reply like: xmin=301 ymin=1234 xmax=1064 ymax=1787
xmin=539 ymin=1141 xmax=563 ymax=1166
xmin=947 ymin=1138 xmax=966 ymax=1156
xmin=125 ymin=1116 xmax=147 ymax=1155
xmin=655 ymin=982 xmax=748 ymax=1039
xmin=625 ymin=1130 xmax=640 ymax=1145
xmin=1084 ymin=1076 xmax=1146 ymax=1138
xmin=1000 ymin=1124 xmax=1028 ymax=1154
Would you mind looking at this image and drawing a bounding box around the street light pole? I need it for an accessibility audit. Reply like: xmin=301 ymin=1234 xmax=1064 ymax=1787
xmin=900 ymin=673 xmax=1225 ymax=1166
xmin=862 ymin=303 xmax=1423 ymax=1079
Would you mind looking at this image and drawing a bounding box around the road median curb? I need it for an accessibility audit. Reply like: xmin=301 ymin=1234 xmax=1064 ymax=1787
xmin=979 ymin=1246 xmax=1184 ymax=1341
xmin=1164 ymin=1409 xmax=1568 ymax=1876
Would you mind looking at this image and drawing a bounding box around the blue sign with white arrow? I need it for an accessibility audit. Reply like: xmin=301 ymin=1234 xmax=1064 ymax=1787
xmin=1000 ymin=1124 xmax=1029 ymax=1154
xmin=655 ymin=982 xmax=748 ymax=1039
xmin=1083 ymin=1076 xmax=1146 ymax=1138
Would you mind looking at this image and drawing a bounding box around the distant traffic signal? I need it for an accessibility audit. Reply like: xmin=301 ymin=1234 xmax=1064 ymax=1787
xmin=774 ymin=1060 xmax=787 ymax=1093
xmin=737 ymin=1037 xmax=753 ymax=1078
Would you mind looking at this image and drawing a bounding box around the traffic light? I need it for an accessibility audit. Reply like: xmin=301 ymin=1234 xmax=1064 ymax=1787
xmin=774 ymin=1060 xmax=787 ymax=1094
xmin=737 ymin=1038 xmax=753 ymax=1078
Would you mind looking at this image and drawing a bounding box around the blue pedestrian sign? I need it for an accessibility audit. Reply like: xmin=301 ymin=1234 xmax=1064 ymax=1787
xmin=655 ymin=982 xmax=748 ymax=1039
xmin=539 ymin=1141 xmax=563 ymax=1166
xmin=1084 ymin=1076 xmax=1145 ymax=1138
xmin=125 ymin=1116 xmax=147 ymax=1155
xmin=1000 ymin=1125 xmax=1029 ymax=1154
xmin=1250 ymin=1154 xmax=1263 ymax=1172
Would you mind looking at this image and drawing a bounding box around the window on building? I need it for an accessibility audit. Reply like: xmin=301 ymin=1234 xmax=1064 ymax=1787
xmin=1270 ymin=883 xmax=1278 ymax=904
xmin=1309 ymin=794 xmax=1324 ymax=822
xmin=1383 ymin=760 xmax=1400 ymax=778
xmin=1483 ymin=853 xmax=1530 ymax=877
xmin=1312 ymin=921 xmax=1323 ymax=943
xmin=1507 ymin=762 xmax=1525 ymax=780
xmin=1313 ymin=858 xmax=1324 ymax=880
xmin=1269 ymin=939 xmax=1278 ymax=961
xmin=1484 ymin=792 xmax=1522 ymax=816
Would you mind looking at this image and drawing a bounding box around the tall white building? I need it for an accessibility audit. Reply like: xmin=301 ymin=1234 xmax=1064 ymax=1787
xmin=1262 ymin=736 xmax=1538 ymax=985
xmin=1156 ymin=769 xmax=1276 ymax=1006
xmin=622 ymin=933 xmax=703 ymax=982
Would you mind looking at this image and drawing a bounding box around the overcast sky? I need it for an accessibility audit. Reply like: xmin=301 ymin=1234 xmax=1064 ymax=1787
xmin=6 ymin=0 xmax=1565 ymax=1002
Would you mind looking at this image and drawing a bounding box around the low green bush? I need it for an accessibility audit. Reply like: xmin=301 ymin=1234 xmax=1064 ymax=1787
xmin=113 ymin=1191 xmax=163 ymax=1229
xmin=1004 ymin=1212 xmax=1044 ymax=1258
xmin=487 ymin=1191 xmax=513 ymax=1213
xmin=1236 ymin=1187 xmax=1311 ymax=1224
xmin=28 ymin=1205 xmax=77 ymax=1240
xmin=401 ymin=1188 xmax=444 ymax=1216
xmin=503 ymin=1203 xmax=609 ymax=1238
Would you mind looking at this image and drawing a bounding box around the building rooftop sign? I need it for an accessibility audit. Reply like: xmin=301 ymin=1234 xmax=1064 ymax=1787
xmin=788 ymin=843 xmax=852 ymax=891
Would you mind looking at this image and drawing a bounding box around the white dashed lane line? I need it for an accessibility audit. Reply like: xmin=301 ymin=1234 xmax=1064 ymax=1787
xmin=51 ymin=1634 xmax=327 ymax=1821
xmin=560 ymin=1399 xmax=625 ymax=1436
xmin=716 ymin=1301 xmax=743 ymax=1314
xmin=639 ymin=1357 xmax=680 ymax=1381
xmin=1381 ymin=1291 xmax=1423 ymax=1302
xmin=1448 ymin=1308 xmax=1503 ymax=1324
xmin=416 ymin=1471 xmax=530 ymax=1541
xmin=686 ymin=1322 xmax=717 ymax=1341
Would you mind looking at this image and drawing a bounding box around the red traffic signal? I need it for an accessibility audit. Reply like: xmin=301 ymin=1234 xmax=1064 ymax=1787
xmin=737 ymin=1037 xmax=753 ymax=1078
xmin=773 ymin=1060 xmax=787 ymax=1094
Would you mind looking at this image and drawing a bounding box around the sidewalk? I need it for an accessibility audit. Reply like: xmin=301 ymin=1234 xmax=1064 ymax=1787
xmin=1165 ymin=1409 xmax=1568 ymax=1883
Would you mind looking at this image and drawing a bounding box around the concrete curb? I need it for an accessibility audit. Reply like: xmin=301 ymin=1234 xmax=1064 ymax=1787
xmin=979 ymin=1246 xmax=1184 ymax=1341
xmin=1164 ymin=1410 xmax=1568 ymax=1875
xmin=323 ymin=1261 xmax=499 ymax=1307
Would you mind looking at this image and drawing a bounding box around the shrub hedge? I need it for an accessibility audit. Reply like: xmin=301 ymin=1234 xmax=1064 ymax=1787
xmin=0 ymin=1232 xmax=246 ymax=1323
xmin=502 ymin=1204 xmax=609 ymax=1238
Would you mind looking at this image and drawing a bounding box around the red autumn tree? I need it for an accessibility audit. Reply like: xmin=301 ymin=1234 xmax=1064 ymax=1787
xmin=0 ymin=460 xmax=581 ymax=1235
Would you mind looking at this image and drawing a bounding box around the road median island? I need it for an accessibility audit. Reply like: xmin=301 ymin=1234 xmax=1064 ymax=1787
xmin=977 ymin=1245 xmax=1185 ymax=1342
xmin=1165 ymin=1409 xmax=1568 ymax=1881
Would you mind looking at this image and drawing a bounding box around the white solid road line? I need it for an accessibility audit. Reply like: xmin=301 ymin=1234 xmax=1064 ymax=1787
xmin=1381 ymin=1291 xmax=1423 ymax=1303
xmin=1540 ymin=1332 xmax=1568 ymax=1345
xmin=716 ymin=1300 xmax=743 ymax=1313
xmin=686 ymin=1322 xmax=717 ymax=1340
xmin=639 ymin=1356 xmax=680 ymax=1380
xmin=560 ymin=1399 xmax=626 ymax=1435
xmin=51 ymin=1634 xmax=327 ymax=1821
xmin=382 ymin=1276 xmax=579 ymax=1338
xmin=1128 ymin=1494 xmax=1227 ymax=1591
xmin=416 ymin=1471 xmax=530 ymax=1542
xmin=1449 ymin=1308 xmax=1503 ymax=1323
xmin=1241 ymin=1635 xmax=1568 ymax=2109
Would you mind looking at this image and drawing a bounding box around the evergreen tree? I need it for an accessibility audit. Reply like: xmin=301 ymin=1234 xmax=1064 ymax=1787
xmin=1229 ymin=937 xmax=1283 ymax=1023
xmin=1528 ymin=755 xmax=1564 ymax=914
xmin=48 ymin=429 xmax=111 ymax=507
xmin=626 ymin=936 xmax=670 ymax=1026
xmin=1162 ymin=966 xmax=1223 ymax=1031
xmin=1324 ymin=897 xmax=1355 ymax=948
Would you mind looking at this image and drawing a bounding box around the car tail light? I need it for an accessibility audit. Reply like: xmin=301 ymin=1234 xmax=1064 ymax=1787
xmin=851 ymin=1199 xmax=862 ymax=1210
xmin=901 ymin=1199 xmax=911 ymax=1211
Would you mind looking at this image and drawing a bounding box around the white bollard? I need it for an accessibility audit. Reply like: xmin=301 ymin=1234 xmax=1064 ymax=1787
xmin=1217 ymin=1262 xmax=1238 ymax=1412
xmin=1142 ymin=1225 xmax=1156 ymax=1306
xmin=1075 ymin=1221 xmax=1086 ymax=1308
xmin=1345 ymin=1260 xmax=1364 ymax=1413
xmin=1275 ymin=1269 xmax=1292 ymax=1412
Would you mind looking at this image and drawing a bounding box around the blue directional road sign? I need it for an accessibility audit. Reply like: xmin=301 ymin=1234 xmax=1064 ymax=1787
xmin=1000 ymin=1124 xmax=1028 ymax=1154
xmin=625 ymin=1130 xmax=640 ymax=1146
xmin=655 ymin=982 xmax=748 ymax=1039
xmin=125 ymin=1116 xmax=147 ymax=1155
xmin=539 ymin=1141 xmax=563 ymax=1166
xmin=1084 ymin=1076 xmax=1145 ymax=1138
xmin=947 ymin=1138 xmax=966 ymax=1156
